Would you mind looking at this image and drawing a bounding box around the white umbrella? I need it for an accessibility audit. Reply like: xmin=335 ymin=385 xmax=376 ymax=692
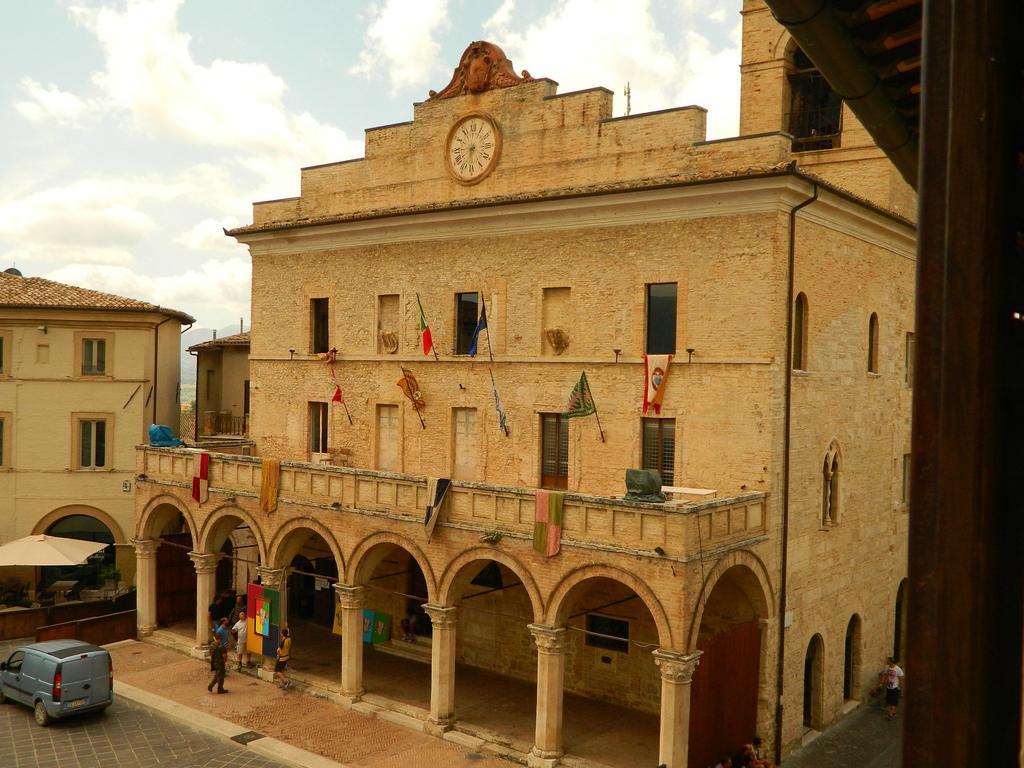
xmin=0 ymin=534 xmax=109 ymax=566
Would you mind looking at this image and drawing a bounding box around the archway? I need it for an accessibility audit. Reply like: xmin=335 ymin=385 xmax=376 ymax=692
xmin=199 ymin=507 xmax=266 ymax=622
xmin=689 ymin=564 xmax=771 ymax=768
xmin=349 ymin=539 xmax=434 ymax=709
xmin=138 ymin=500 xmax=197 ymax=633
xmin=547 ymin=573 xmax=668 ymax=768
xmin=270 ymin=524 xmax=343 ymax=684
xmin=844 ymin=614 xmax=862 ymax=702
xmin=803 ymin=634 xmax=825 ymax=731
xmin=40 ymin=513 xmax=117 ymax=600
xmin=894 ymin=579 xmax=908 ymax=662
xmin=430 ymin=552 xmax=542 ymax=743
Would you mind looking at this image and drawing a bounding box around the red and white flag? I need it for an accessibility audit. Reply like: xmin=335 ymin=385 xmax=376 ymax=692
xmin=643 ymin=354 xmax=672 ymax=415
xmin=191 ymin=452 xmax=210 ymax=504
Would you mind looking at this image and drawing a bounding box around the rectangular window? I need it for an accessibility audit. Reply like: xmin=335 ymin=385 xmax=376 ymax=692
xmin=0 ymin=416 xmax=5 ymax=466
xmin=376 ymin=404 xmax=401 ymax=471
xmin=455 ymin=292 xmax=480 ymax=355
xmin=309 ymin=402 xmax=329 ymax=456
xmin=82 ymin=338 xmax=107 ymax=376
xmin=540 ymin=413 xmax=569 ymax=490
xmin=645 ymin=283 xmax=677 ymax=354
xmin=79 ymin=419 xmax=107 ymax=468
xmin=452 ymin=408 xmax=478 ymax=480
xmin=642 ymin=418 xmax=676 ymax=486
xmin=902 ymin=453 xmax=912 ymax=504
xmin=905 ymin=332 xmax=915 ymax=387
xmin=311 ymin=297 xmax=330 ymax=354
xmin=585 ymin=614 xmax=629 ymax=654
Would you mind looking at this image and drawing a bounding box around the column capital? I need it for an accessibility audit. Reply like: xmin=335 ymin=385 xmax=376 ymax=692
xmin=528 ymin=623 xmax=567 ymax=655
xmin=188 ymin=551 xmax=219 ymax=574
xmin=256 ymin=565 xmax=287 ymax=589
xmin=132 ymin=538 xmax=160 ymax=557
xmin=423 ymin=604 xmax=457 ymax=628
xmin=653 ymin=649 xmax=702 ymax=684
xmin=333 ymin=584 xmax=365 ymax=609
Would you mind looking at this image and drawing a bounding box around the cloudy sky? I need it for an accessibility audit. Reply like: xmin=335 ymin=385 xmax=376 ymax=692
xmin=0 ymin=0 xmax=742 ymax=329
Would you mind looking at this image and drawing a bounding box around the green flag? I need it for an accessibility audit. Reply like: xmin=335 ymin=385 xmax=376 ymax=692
xmin=565 ymin=372 xmax=597 ymax=418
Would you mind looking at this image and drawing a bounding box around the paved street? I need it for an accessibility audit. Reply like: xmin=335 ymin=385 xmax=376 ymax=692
xmin=782 ymin=701 xmax=902 ymax=768
xmin=0 ymin=697 xmax=287 ymax=768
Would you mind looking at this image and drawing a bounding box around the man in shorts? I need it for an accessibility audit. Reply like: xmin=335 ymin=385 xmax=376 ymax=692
xmin=231 ymin=610 xmax=249 ymax=671
xmin=879 ymin=656 xmax=905 ymax=719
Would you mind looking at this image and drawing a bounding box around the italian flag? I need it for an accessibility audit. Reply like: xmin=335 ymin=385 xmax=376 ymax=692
xmin=417 ymin=295 xmax=434 ymax=356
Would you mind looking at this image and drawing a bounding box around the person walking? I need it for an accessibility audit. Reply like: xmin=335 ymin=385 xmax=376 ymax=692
xmin=207 ymin=631 xmax=228 ymax=694
xmin=878 ymin=656 xmax=905 ymax=719
xmin=231 ymin=610 xmax=249 ymax=671
xmin=274 ymin=627 xmax=292 ymax=689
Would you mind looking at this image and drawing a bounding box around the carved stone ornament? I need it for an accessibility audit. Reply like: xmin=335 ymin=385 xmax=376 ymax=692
xmin=544 ymin=328 xmax=570 ymax=355
xmin=652 ymin=649 xmax=703 ymax=683
xmin=188 ymin=551 xmax=219 ymax=574
xmin=423 ymin=604 xmax=458 ymax=628
xmin=334 ymin=584 xmax=365 ymax=610
xmin=429 ymin=40 xmax=534 ymax=100
xmin=379 ymin=330 xmax=399 ymax=354
xmin=256 ymin=565 xmax=287 ymax=590
xmin=528 ymin=623 xmax=567 ymax=654
xmin=132 ymin=538 xmax=159 ymax=558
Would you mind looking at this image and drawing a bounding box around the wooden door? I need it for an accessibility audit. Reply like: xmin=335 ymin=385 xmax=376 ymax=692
xmin=688 ymin=620 xmax=761 ymax=768
xmin=156 ymin=533 xmax=195 ymax=626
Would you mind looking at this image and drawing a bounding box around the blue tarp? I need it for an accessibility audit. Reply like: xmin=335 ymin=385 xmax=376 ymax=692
xmin=148 ymin=424 xmax=184 ymax=447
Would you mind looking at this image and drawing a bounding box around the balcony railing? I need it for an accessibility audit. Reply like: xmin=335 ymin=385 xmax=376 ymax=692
xmin=138 ymin=446 xmax=768 ymax=559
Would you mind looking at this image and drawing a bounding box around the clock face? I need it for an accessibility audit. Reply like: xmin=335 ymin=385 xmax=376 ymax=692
xmin=446 ymin=115 xmax=500 ymax=184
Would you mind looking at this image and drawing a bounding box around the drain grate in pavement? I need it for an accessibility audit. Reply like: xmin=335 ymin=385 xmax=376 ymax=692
xmin=230 ymin=731 xmax=267 ymax=744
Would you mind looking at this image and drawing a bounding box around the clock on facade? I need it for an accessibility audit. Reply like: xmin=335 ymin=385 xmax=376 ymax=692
xmin=445 ymin=114 xmax=501 ymax=184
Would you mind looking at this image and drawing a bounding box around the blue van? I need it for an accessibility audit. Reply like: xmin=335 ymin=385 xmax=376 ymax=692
xmin=0 ymin=640 xmax=113 ymax=725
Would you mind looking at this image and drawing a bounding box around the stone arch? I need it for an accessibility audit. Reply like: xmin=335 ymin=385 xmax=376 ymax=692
xmin=822 ymin=438 xmax=843 ymax=525
xmin=266 ymin=516 xmax=345 ymax=573
xmin=197 ymin=503 xmax=268 ymax=563
xmin=687 ymin=549 xmax=775 ymax=651
xmin=33 ymin=505 xmax=127 ymax=545
xmin=346 ymin=531 xmax=437 ymax=603
xmin=545 ymin=563 xmax=674 ymax=650
xmin=771 ymin=28 xmax=794 ymax=61
xmin=136 ymin=494 xmax=198 ymax=542
xmin=437 ymin=547 xmax=544 ymax=621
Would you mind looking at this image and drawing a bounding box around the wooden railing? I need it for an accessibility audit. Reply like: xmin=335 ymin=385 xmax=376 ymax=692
xmin=139 ymin=447 xmax=768 ymax=558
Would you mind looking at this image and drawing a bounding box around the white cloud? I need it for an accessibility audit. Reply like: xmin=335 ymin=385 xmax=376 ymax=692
xmin=485 ymin=0 xmax=740 ymax=138
xmin=176 ymin=217 xmax=247 ymax=252
xmin=14 ymin=78 xmax=93 ymax=124
xmin=349 ymin=0 xmax=450 ymax=93
xmin=45 ymin=257 xmax=252 ymax=323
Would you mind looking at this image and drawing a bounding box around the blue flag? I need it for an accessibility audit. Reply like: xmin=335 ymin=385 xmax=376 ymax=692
xmin=467 ymin=301 xmax=488 ymax=356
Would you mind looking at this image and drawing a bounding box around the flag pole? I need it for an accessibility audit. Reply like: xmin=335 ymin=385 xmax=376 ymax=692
xmin=416 ymin=292 xmax=439 ymax=362
xmin=401 ymin=366 xmax=426 ymax=430
xmin=480 ymin=290 xmax=509 ymax=436
xmin=341 ymin=397 xmax=353 ymax=425
xmin=585 ymin=372 xmax=606 ymax=442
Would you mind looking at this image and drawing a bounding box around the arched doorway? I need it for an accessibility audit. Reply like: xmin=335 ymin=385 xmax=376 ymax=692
xmin=894 ymin=579 xmax=908 ymax=662
xmin=437 ymin=554 xmax=541 ymax=743
xmin=844 ymin=614 xmax=862 ymax=702
xmin=803 ymin=634 xmax=825 ymax=731
xmin=550 ymin=575 xmax=665 ymax=768
xmin=138 ymin=502 xmax=197 ymax=633
xmin=353 ymin=541 xmax=433 ymax=708
xmin=689 ymin=565 xmax=771 ymax=768
xmin=41 ymin=515 xmax=116 ymax=597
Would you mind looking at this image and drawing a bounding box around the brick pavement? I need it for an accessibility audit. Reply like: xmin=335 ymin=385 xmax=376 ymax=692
xmin=109 ymin=642 xmax=516 ymax=768
xmin=0 ymin=696 xmax=287 ymax=768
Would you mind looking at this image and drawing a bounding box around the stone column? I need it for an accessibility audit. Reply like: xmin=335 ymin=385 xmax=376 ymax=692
xmin=255 ymin=566 xmax=288 ymax=682
xmin=528 ymin=623 xmax=566 ymax=768
xmin=335 ymin=584 xmax=365 ymax=701
xmin=652 ymin=649 xmax=702 ymax=768
xmin=423 ymin=604 xmax=458 ymax=735
xmin=133 ymin=539 xmax=159 ymax=636
xmin=189 ymin=552 xmax=219 ymax=654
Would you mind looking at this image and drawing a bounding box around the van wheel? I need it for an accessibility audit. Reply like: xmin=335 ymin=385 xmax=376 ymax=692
xmin=0 ymin=688 xmax=6 ymax=704
xmin=33 ymin=701 xmax=51 ymax=726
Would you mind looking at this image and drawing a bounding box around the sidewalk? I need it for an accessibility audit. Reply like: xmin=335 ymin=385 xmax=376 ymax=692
xmin=109 ymin=640 xmax=517 ymax=768
xmin=781 ymin=703 xmax=902 ymax=768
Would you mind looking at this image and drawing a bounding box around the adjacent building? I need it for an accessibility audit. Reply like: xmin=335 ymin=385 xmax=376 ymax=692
xmin=133 ymin=10 xmax=913 ymax=767
xmin=188 ymin=331 xmax=250 ymax=439
xmin=0 ymin=269 xmax=193 ymax=595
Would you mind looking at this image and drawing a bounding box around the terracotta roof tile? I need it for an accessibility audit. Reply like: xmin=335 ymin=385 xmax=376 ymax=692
xmin=0 ymin=273 xmax=195 ymax=323
xmin=187 ymin=332 xmax=250 ymax=352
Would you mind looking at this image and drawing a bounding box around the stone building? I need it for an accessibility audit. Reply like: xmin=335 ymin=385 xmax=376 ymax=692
xmin=0 ymin=269 xmax=192 ymax=596
xmin=188 ymin=331 xmax=250 ymax=439
xmin=133 ymin=15 xmax=913 ymax=768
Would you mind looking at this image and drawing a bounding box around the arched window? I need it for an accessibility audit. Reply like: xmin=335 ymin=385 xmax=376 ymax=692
xmin=793 ymin=292 xmax=809 ymax=371
xmin=894 ymin=579 xmax=908 ymax=662
xmin=787 ymin=44 xmax=843 ymax=151
xmin=868 ymin=313 xmax=880 ymax=373
xmin=822 ymin=440 xmax=841 ymax=525
xmin=803 ymin=634 xmax=825 ymax=729
xmin=844 ymin=614 xmax=862 ymax=701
